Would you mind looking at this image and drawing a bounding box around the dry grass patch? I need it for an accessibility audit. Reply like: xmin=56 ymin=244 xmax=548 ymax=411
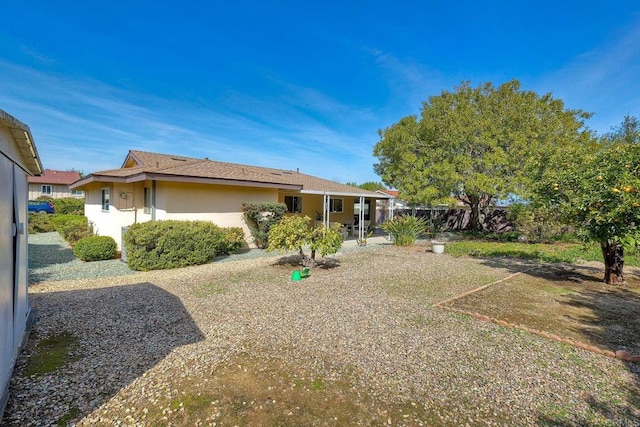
xmin=98 ymin=353 xmax=438 ymax=427
xmin=444 ymin=263 xmax=640 ymax=354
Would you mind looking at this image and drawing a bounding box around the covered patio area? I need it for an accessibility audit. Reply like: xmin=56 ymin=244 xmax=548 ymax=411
xmin=278 ymin=189 xmax=393 ymax=241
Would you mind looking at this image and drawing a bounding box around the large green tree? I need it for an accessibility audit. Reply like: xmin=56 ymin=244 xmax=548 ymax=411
xmin=539 ymin=117 xmax=640 ymax=285
xmin=373 ymin=80 xmax=592 ymax=230
xmin=346 ymin=181 xmax=386 ymax=191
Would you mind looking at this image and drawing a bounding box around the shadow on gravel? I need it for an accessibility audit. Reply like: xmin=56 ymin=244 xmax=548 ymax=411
xmin=28 ymin=242 xmax=75 ymax=268
xmin=272 ymin=254 xmax=341 ymax=269
xmin=5 ymin=282 xmax=204 ymax=426
xmin=459 ymin=257 xmax=640 ymax=425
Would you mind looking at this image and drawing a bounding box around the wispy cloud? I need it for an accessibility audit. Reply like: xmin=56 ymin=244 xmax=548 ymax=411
xmin=19 ymin=46 xmax=57 ymax=65
xmin=536 ymin=18 xmax=640 ymax=133
xmin=367 ymin=48 xmax=447 ymax=115
xmin=0 ymin=60 xmax=384 ymax=182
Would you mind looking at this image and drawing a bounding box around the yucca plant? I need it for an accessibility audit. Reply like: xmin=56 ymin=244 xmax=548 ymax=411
xmin=382 ymin=215 xmax=429 ymax=246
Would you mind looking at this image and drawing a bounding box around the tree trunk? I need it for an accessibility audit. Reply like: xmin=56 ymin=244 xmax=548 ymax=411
xmin=467 ymin=193 xmax=492 ymax=231
xmin=601 ymin=241 xmax=625 ymax=285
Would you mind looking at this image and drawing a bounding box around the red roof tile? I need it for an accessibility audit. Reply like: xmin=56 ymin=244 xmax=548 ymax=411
xmin=28 ymin=169 xmax=81 ymax=185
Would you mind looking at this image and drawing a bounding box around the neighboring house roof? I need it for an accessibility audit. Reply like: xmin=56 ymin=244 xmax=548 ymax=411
xmin=0 ymin=108 xmax=42 ymax=176
xmin=376 ymin=189 xmax=399 ymax=198
xmin=71 ymin=150 xmax=390 ymax=198
xmin=28 ymin=169 xmax=81 ymax=185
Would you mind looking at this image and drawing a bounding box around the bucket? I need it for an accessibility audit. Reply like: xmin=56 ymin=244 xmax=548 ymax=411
xmin=431 ymin=242 xmax=445 ymax=254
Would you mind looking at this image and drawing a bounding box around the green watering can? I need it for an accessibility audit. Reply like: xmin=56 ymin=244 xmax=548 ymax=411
xmin=291 ymin=268 xmax=310 ymax=281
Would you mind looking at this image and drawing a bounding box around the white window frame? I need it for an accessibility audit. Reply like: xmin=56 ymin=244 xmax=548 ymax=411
xmin=284 ymin=195 xmax=302 ymax=213
xmin=41 ymin=184 xmax=52 ymax=195
xmin=70 ymin=189 xmax=84 ymax=197
xmin=329 ymin=198 xmax=343 ymax=213
xmin=101 ymin=187 xmax=110 ymax=211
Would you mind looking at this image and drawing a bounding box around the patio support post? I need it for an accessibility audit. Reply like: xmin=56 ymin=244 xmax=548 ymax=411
xmin=358 ymin=196 xmax=365 ymax=240
xmin=323 ymin=193 xmax=330 ymax=228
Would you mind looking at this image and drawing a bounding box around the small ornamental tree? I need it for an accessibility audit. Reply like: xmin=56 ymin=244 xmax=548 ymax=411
xmin=543 ymin=140 xmax=640 ymax=284
xmin=267 ymin=215 xmax=344 ymax=267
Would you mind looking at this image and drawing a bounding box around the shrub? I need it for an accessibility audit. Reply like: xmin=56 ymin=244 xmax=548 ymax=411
xmin=382 ymin=215 xmax=429 ymax=246
xmin=28 ymin=212 xmax=56 ymax=233
xmin=51 ymin=197 xmax=84 ymax=215
xmin=242 ymin=202 xmax=287 ymax=248
xmin=213 ymin=227 xmax=245 ymax=255
xmin=124 ymin=220 xmax=245 ymax=271
xmin=507 ymin=203 xmax=567 ymax=243
xmin=73 ymin=236 xmax=117 ymax=261
xmin=51 ymin=215 xmax=92 ymax=244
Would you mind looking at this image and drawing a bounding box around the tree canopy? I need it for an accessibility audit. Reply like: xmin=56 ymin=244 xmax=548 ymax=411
xmin=373 ymin=79 xmax=593 ymax=230
xmin=538 ymin=116 xmax=640 ymax=284
xmin=346 ymin=181 xmax=386 ymax=191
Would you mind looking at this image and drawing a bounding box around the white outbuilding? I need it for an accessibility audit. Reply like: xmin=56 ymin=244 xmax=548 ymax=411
xmin=0 ymin=109 xmax=42 ymax=421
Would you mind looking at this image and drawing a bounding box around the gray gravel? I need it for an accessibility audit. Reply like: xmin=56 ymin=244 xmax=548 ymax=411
xmin=7 ymin=238 xmax=640 ymax=426
xmin=28 ymin=232 xmax=134 ymax=283
xmin=28 ymin=231 xmax=389 ymax=283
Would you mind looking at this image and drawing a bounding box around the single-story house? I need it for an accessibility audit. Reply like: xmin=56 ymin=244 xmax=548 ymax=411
xmin=0 ymin=109 xmax=42 ymax=421
xmin=70 ymin=150 xmax=392 ymax=250
xmin=28 ymin=169 xmax=83 ymax=199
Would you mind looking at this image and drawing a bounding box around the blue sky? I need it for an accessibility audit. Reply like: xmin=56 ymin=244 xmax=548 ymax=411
xmin=1 ymin=1 xmax=639 ymax=184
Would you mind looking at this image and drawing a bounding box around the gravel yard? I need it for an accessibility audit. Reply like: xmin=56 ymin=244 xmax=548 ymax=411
xmin=5 ymin=235 xmax=640 ymax=426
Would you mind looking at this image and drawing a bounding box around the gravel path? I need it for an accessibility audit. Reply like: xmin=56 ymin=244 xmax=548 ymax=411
xmin=28 ymin=232 xmax=134 ymax=283
xmin=7 ymin=237 xmax=640 ymax=426
xmin=27 ymin=232 xmax=385 ymax=283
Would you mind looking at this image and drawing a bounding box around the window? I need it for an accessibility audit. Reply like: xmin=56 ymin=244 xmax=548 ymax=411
xmin=101 ymin=188 xmax=110 ymax=211
xmin=143 ymin=187 xmax=151 ymax=214
xmin=329 ymin=198 xmax=343 ymax=213
xmin=41 ymin=185 xmax=52 ymax=195
xmin=71 ymin=189 xmax=84 ymax=197
xmin=284 ymin=195 xmax=302 ymax=213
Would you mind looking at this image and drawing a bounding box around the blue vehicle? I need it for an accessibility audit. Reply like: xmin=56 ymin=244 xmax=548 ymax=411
xmin=28 ymin=200 xmax=55 ymax=214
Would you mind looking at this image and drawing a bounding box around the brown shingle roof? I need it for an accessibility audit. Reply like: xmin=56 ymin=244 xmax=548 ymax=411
xmin=74 ymin=150 xmax=385 ymax=197
xmin=28 ymin=169 xmax=81 ymax=184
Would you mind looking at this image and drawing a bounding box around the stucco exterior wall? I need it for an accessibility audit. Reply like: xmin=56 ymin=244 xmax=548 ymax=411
xmin=155 ymin=182 xmax=278 ymax=246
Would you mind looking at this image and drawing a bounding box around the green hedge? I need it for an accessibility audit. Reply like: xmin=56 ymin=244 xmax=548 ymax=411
xmin=28 ymin=212 xmax=56 ymax=233
xmin=52 ymin=215 xmax=92 ymax=244
xmin=73 ymin=236 xmax=117 ymax=261
xmin=52 ymin=197 xmax=84 ymax=215
xmin=124 ymin=220 xmax=245 ymax=271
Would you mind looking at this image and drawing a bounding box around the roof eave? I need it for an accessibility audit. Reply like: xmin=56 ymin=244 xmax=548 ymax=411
xmin=70 ymin=172 xmax=303 ymax=191
xmin=0 ymin=109 xmax=43 ymax=176
xmin=299 ymin=189 xmax=392 ymax=198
